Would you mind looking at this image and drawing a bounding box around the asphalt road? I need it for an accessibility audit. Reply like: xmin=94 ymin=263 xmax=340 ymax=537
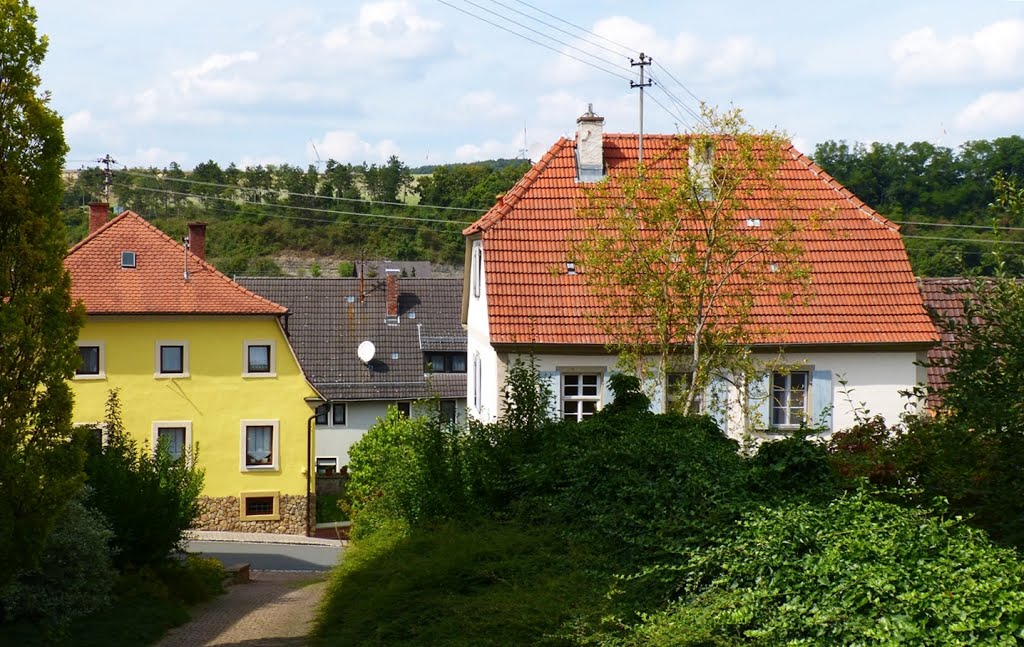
xmin=187 ymin=540 xmax=344 ymax=572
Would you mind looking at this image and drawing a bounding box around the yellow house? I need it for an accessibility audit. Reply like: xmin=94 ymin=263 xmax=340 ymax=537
xmin=65 ymin=204 xmax=322 ymax=535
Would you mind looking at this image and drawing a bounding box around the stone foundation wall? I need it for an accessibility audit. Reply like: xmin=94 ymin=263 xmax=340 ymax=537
xmin=195 ymin=494 xmax=308 ymax=535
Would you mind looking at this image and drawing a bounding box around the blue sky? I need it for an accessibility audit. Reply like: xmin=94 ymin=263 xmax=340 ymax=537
xmin=33 ymin=0 xmax=1024 ymax=170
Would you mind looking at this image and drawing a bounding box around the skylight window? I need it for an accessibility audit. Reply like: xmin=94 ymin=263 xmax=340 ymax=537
xmin=121 ymin=251 xmax=137 ymax=268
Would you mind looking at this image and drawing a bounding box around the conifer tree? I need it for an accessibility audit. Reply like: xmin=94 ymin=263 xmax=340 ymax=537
xmin=0 ymin=0 xmax=84 ymax=586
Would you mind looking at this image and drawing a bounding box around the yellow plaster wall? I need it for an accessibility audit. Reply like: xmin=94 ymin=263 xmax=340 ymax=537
xmin=70 ymin=315 xmax=319 ymax=497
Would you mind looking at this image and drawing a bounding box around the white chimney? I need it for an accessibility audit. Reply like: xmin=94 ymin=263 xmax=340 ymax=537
xmin=576 ymin=103 xmax=604 ymax=182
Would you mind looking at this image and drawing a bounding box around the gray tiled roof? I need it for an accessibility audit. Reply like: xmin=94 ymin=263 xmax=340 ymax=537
xmin=238 ymin=277 xmax=466 ymax=401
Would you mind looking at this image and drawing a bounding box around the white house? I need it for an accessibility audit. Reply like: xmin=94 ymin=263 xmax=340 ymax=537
xmin=461 ymin=108 xmax=938 ymax=440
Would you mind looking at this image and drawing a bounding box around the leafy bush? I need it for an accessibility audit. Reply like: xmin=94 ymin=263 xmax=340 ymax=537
xmin=827 ymin=415 xmax=899 ymax=486
xmin=347 ymin=407 xmax=469 ymax=537
xmin=0 ymin=490 xmax=116 ymax=627
xmin=632 ymin=491 xmax=1024 ymax=645
xmin=83 ymin=390 xmax=204 ymax=567
xmin=748 ymin=433 xmax=836 ymax=501
xmin=312 ymin=520 xmax=604 ymax=647
xmin=158 ymin=555 xmax=225 ymax=605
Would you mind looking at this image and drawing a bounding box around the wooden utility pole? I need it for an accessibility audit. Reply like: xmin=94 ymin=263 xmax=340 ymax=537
xmin=630 ymin=53 xmax=652 ymax=163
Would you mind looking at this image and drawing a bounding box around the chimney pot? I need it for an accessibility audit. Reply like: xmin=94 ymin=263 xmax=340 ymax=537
xmin=385 ymin=268 xmax=400 ymax=319
xmin=576 ymin=104 xmax=605 ymax=182
xmin=187 ymin=222 xmax=207 ymax=261
xmin=88 ymin=202 xmax=109 ymax=234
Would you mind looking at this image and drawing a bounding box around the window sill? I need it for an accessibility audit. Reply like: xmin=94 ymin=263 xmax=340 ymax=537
xmin=155 ymin=373 xmax=190 ymax=379
xmin=73 ymin=373 xmax=106 ymax=381
xmin=242 ymin=372 xmax=277 ymax=379
xmin=241 ymin=464 xmax=279 ymax=472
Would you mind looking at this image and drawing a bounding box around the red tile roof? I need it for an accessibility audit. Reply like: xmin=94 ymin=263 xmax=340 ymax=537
xmin=917 ymin=277 xmax=976 ymax=408
xmin=465 ymin=134 xmax=938 ymax=346
xmin=65 ymin=211 xmax=287 ymax=315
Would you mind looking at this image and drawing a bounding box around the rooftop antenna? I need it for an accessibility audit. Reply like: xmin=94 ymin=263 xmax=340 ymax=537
xmin=97 ymin=153 xmax=117 ymax=202
xmin=630 ymin=53 xmax=652 ymax=163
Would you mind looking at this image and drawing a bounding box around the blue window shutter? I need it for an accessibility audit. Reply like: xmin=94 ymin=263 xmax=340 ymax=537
xmin=747 ymin=372 xmax=771 ymax=431
xmin=704 ymin=376 xmax=729 ymax=433
xmin=812 ymin=369 xmax=834 ymax=432
xmin=539 ymin=370 xmax=561 ymax=420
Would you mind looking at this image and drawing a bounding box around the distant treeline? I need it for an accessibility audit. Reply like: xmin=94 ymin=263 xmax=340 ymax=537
xmin=812 ymin=136 xmax=1024 ymax=276
xmin=62 ymin=156 xmax=530 ymax=276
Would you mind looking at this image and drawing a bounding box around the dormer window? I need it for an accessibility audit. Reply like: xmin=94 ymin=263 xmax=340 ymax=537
xmin=121 ymin=251 xmax=137 ymax=268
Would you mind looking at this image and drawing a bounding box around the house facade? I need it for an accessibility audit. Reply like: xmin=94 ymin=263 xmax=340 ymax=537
xmin=66 ymin=205 xmax=321 ymax=534
xmin=463 ymin=110 xmax=938 ymax=439
xmin=238 ymin=274 xmax=466 ymax=474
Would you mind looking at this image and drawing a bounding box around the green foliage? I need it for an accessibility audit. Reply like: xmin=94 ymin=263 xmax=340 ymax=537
xmin=347 ymin=407 xmax=469 ymax=538
xmin=748 ymin=433 xmax=836 ymax=501
xmin=83 ymin=390 xmax=205 ymax=567
xmin=158 ymin=555 xmax=225 ymax=605
xmin=316 ymin=493 xmax=350 ymax=523
xmin=311 ymin=520 xmax=604 ymax=647
xmin=813 ymin=137 xmax=1024 ymax=276
xmin=0 ymin=0 xmax=85 ymax=588
xmin=633 ymin=492 xmax=1024 ymax=645
xmin=337 ymin=260 xmax=356 ymax=277
xmin=0 ymin=489 xmax=116 ymax=627
xmin=827 ymin=415 xmax=898 ymax=486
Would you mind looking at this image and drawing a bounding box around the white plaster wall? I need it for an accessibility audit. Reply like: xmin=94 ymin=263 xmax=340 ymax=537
xmin=750 ymin=349 xmax=924 ymax=433
xmin=315 ymin=398 xmax=467 ymax=468
xmin=466 ymin=240 xmax=501 ymax=422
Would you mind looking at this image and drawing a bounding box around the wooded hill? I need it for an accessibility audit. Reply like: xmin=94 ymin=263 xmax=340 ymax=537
xmin=62 ymin=156 xmax=530 ymax=277
xmin=61 ymin=136 xmax=1024 ymax=277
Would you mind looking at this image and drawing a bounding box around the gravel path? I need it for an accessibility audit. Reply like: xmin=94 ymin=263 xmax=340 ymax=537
xmin=155 ymin=571 xmax=328 ymax=647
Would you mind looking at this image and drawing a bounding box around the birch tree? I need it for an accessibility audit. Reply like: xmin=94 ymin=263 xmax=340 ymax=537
xmin=572 ymin=106 xmax=809 ymax=416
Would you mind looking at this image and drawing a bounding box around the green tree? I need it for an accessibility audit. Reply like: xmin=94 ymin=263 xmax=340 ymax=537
xmin=0 ymin=0 xmax=85 ymax=587
xmin=572 ymin=105 xmax=807 ymax=416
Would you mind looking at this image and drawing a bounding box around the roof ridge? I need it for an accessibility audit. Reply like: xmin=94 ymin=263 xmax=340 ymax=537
xmin=463 ymin=137 xmax=571 ymax=235
xmin=787 ymin=146 xmax=899 ymax=232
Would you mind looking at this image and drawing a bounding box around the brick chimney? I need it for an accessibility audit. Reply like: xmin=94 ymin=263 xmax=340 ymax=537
xmin=385 ymin=268 xmax=400 ymax=319
xmin=187 ymin=222 xmax=207 ymax=261
xmin=88 ymin=202 xmax=109 ymax=234
xmin=576 ymin=103 xmax=605 ymax=182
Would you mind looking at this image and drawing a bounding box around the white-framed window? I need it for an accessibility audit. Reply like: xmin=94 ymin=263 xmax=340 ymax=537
xmin=395 ymin=401 xmax=411 ymax=418
xmin=239 ymin=490 xmax=280 ymax=521
xmin=152 ymin=420 xmax=192 ymax=462
xmin=75 ymin=422 xmax=108 ymax=447
xmin=471 ymin=240 xmax=483 ymax=298
xmin=316 ymin=457 xmax=338 ymax=476
xmin=771 ymin=371 xmax=809 ymax=429
xmin=240 ymin=419 xmax=280 ymax=471
xmin=425 ymin=352 xmax=468 ymax=374
xmin=75 ymin=341 xmax=105 ymax=379
xmin=562 ymin=373 xmax=601 ymax=422
xmin=243 ymin=340 xmax=275 ymax=377
xmin=667 ymin=372 xmax=702 ymax=413
xmin=439 ymin=399 xmax=458 ymax=425
xmin=120 ymin=251 xmax=137 ymax=269
xmin=315 ymin=403 xmax=328 ymax=426
xmin=155 ymin=341 xmax=189 ymax=378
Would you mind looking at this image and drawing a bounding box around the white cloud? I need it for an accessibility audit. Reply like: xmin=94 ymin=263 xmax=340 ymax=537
xmin=308 ymin=130 xmax=400 ymax=163
xmin=63 ymin=110 xmax=94 ymax=138
xmin=890 ymin=20 xmax=1024 ymax=85
xmin=127 ymin=147 xmax=189 ymax=168
xmin=955 ymin=87 xmax=1024 ymax=131
xmin=452 ymin=91 xmax=518 ymax=121
xmin=454 ymin=139 xmax=509 ymax=162
xmin=237 ymin=154 xmax=288 ymax=169
xmin=322 ymin=1 xmax=445 ymax=61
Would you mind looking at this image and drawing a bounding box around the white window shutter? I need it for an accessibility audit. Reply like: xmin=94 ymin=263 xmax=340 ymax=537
xmin=703 ymin=376 xmax=730 ymax=433
xmin=812 ymin=369 xmax=834 ymax=432
xmin=747 ymin=372 xmax=771 ymax=431
xmin=539 ymin=370 xmax=561 ymax=419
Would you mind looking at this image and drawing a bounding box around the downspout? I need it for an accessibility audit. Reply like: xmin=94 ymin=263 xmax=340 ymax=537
xmin=306 ymin=412 xmax=316 ymax=536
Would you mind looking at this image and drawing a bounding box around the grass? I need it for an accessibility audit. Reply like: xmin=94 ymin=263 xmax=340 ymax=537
xmin=310 ymin=520 xmax=608 ymax=646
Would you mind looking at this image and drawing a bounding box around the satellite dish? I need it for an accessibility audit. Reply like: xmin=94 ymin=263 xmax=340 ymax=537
xmin=357 ymin=340 xmax=376 ymax=364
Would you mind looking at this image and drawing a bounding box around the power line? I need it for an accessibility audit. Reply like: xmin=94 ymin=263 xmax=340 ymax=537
xmin=510 ymin=0 xmax=636 ymax=56
xmin=895 ymin=220 xmax=1024 ymax=233
xmin=119 ymin=170 xmax=489 ymax=214
xmin=121 ymin=185 xmax=476 ymax=227
xmin=435 ymin=0 xmax=634 ymax=82
xmin=902 ymin=234 xmax=1024 ymax=246
xmin=481 ymin=0 xmax=631 ymax=60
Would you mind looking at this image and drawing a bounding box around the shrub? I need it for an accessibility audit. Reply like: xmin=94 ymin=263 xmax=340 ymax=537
xmin=158 ymin=555 xmax=225 ymax=605
xmin=83 ymin=390 xmax=205 ymax=567
xmin=827 ymin=415 xmax=898 ymax=486
xmin=0 ymin=490 xmax=116 ymax=627
xmin=347 ymin=407 xmax=469 ymax=537
xmin=749 ymin=433 xmax=836 ymax=501
xmin=632 ymin=491 xmax=1024 ymax=645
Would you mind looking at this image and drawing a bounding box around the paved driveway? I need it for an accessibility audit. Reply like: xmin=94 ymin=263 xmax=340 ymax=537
xmin=187 ymin=539 xmax=343 ymax=571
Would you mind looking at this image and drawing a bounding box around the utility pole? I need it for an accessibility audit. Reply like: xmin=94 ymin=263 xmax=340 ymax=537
xmin=630 ymin=53 xmax=652 ymax=163
xmin=96 ymin=154 xmax=117 ymax=203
